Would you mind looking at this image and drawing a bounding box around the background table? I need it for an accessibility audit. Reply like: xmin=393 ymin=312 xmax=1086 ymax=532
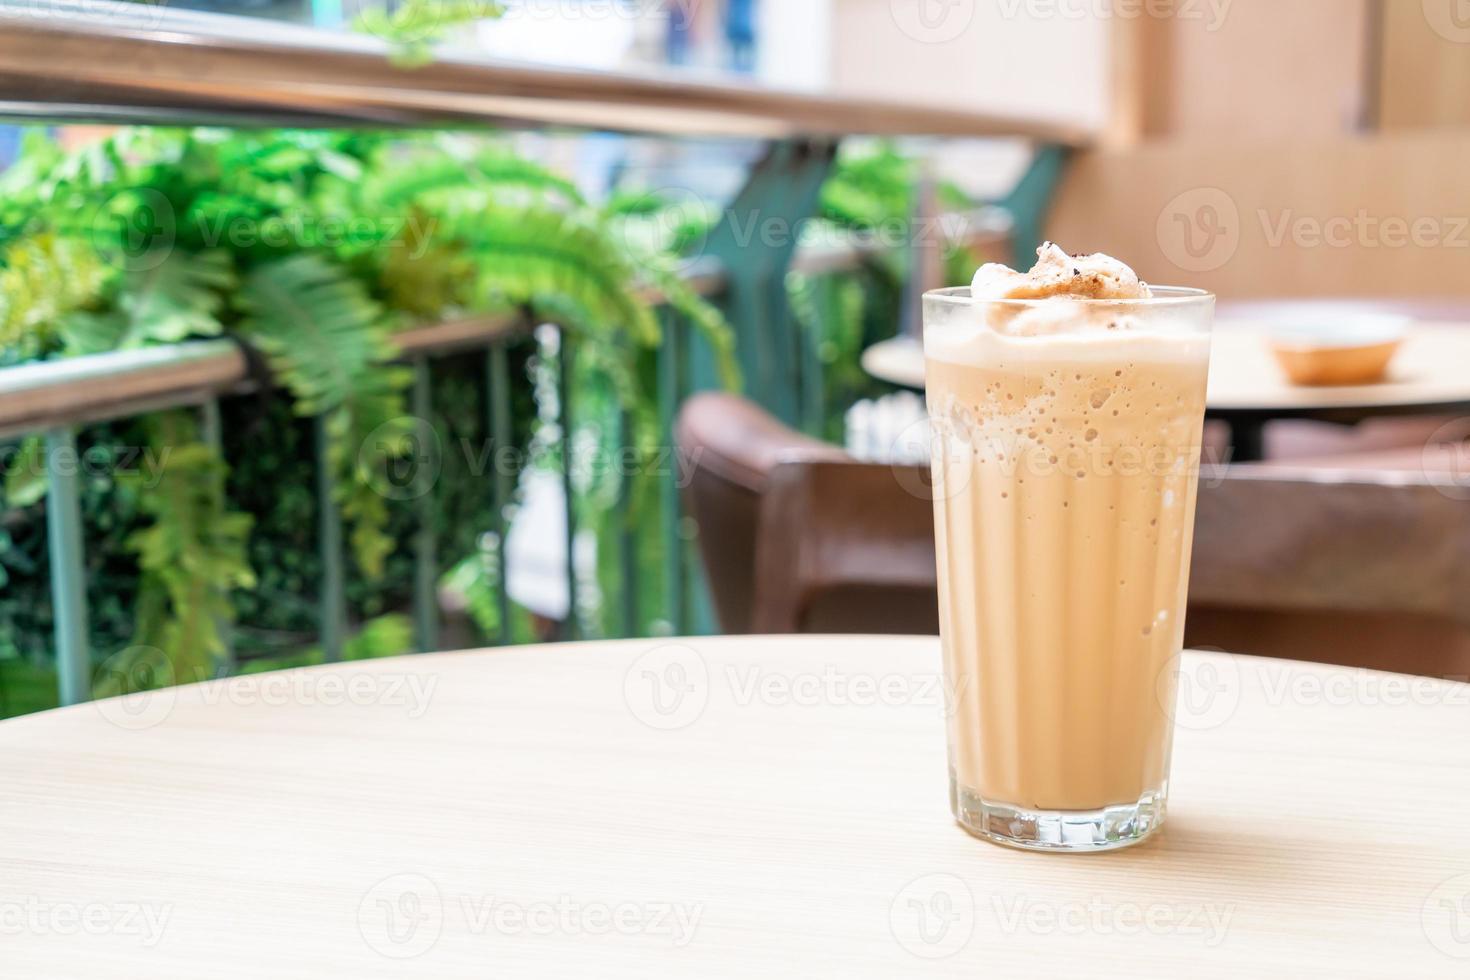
xmin=3 ymin=636 xmax=1469 ymax=977
xmin=863 ymin=319 xmax=1470 ymax=462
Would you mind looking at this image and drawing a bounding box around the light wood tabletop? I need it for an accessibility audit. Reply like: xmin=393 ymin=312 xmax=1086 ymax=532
xmin=3 ymin=636 xmax=1469 ymax=977
xmin=863 ymin=324 xmax=1470 ymax=416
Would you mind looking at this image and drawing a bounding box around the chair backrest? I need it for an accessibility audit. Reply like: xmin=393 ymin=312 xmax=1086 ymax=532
xmin=1186 ymin=462 xmax=1470 ymax=677
xmin=677 ymin=394 xmax=1470 ymax=675
xmin=751 ymin=459 xmax=937 ymax=635
xmin=1192 ymin=465 xmax=1470 ymax=623
xmin=676 ymin=392 xmax=937 ymax=635
xmin=675 ymin=392 xmax=846 ymax=633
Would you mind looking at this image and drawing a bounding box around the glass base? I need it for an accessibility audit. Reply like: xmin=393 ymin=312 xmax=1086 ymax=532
xmin=950 ymin=773 xmax=1166 ymax=853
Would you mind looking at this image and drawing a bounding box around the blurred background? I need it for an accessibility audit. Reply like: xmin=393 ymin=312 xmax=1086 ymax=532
xmin=1 ymin=0 xmax=1467 ymax=717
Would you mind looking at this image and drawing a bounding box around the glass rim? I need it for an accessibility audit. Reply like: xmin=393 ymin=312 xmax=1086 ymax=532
xmin=923 ymin=285 xmax=1215 ymax=308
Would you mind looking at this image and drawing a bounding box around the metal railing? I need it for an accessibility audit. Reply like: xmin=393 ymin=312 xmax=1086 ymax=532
xmin=0 ymin=5 xmax=1077 ymax=708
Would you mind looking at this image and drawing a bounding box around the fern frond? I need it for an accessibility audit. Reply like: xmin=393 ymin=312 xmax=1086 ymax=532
xmin=472 ymin=152 xmax=586 ymax=204
xmin=235 ymin=253 xmax=400 ymax=415
xmin=60 ymin=249 xmax=234 ymax=355
xmin=0 ymin=233 xmax=112 ymax=359
xmin=331 ymin=369 xmax=414 ymax=579
xmin=362 ymin=156 xmax=485 ymax=211
xmin=602 ymin=189 xmax=717 ymax=258
xmin=447 ymin=206 xmax=660 ymax=347
xmin=119 ymin=412 xmax=255 ymax=685
xmin=820 ymin=142 xmax=917 ymax=231
xmin=355 ymin=0 xmax=506 ymax=66
xmin=348 ymin=147 xmax=584 ymax=221
xmin=2 ymin=435 xmax=48 ymax=509
xmin=235 ymin=254 xmax=412 ymax=579
xmin=639 ymin=259 xmax=740 ymax=390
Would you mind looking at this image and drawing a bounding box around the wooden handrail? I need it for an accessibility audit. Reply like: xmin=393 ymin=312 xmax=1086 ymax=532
xmin=0 ymin=340 xmax=247 ymax=440
xmin=0 ymin=2 xmax=1094 ymax=144
xmin=0 ymin=313 xmax=531 ymax=440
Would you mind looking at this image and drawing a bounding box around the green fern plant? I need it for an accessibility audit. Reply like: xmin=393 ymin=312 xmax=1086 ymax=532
xmin=340 ymin=136 xmax=737 ymax=407
xmin=0 ymin=233 xmax=112 ymax=361
xmin=0 ymin=123 xmax=738 ymax=699
xmin=234 ymin=254 xmax=414 ymax=579
xmin=60 ymin=249 xmax=234 ymax=355
xmin=820 ymin=142 xmax=918 ymax=231
xmin=236 ymin=253 xmax=402 ymax=416
xmin=791 ymin=141 xmax=986 ymax=438
xmin=355 ymin=0 xmax=507 ymax=66
xmin=117 ymin=411 xmax=255 ymax=686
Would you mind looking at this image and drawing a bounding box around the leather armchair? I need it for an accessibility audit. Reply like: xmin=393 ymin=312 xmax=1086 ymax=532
xmin=676 ymin=393 xmax=936 ymax=635
xmin=677 ymin=392 xmax=1470 ymax=678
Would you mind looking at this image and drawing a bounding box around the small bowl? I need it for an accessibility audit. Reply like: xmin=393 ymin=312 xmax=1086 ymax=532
xmin=1266 ymin=312 xmax=1410 ymax=386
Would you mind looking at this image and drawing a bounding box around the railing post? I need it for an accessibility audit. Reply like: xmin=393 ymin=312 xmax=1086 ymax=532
xmin=656 ymin=311 xmax=686 ymax=634
xmin=800 ymin=310 xmax=825 ymax=438
xmin=200 ymin=397 xmax=234 ymax=675
xmin=487 ymin=343 xmax=514 ymax=645
xmin=618 ymin=408 xmax=638 ymax=638
xmin=45 ymin=427 xmax=90 ymax=705
xmin=411 ymin=355 xmax=438 ymax=653
xmin=314 ymin=414 xmax=346 ymax=663
xmin=558 ymin=327 xmax=578 ymax=640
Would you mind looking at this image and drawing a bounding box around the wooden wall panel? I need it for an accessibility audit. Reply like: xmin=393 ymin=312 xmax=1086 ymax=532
xmin=1109 ymin=0 xmax=1372 ymax=141
xmin=1047 ymin=130 xmax=1470 ymax=298
xmin=1378 ymin=0 xmax=1470 ymax=129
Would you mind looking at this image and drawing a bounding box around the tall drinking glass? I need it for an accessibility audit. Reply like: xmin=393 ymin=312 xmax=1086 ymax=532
xmin=922 ymin=287 xmax=1215 ymax=851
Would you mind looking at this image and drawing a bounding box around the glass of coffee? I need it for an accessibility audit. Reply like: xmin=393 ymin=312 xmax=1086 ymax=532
xmin=923 ymin=261 xmax=1214 ymax=852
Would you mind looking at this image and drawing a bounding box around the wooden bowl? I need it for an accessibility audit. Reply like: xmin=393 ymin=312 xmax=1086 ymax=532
xmin=1265 ymin=313 xmax=1410 ymax=386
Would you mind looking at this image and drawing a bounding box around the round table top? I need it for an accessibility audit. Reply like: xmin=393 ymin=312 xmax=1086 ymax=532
xmin=863 ymin=323 xmax=1470 ymax=418
xmin=3 ymin=636 xmax=1470 ymax=977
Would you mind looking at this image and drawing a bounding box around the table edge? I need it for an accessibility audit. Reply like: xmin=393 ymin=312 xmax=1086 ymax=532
xmin=3 ymin=636 xmax=1465 ymax=737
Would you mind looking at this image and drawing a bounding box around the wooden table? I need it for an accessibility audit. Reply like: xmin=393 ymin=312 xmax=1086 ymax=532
xmin=863 ymin=323 xmax=1470 ymax=462
xmin=3 ymin=636 xmax=1469 ymax=977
